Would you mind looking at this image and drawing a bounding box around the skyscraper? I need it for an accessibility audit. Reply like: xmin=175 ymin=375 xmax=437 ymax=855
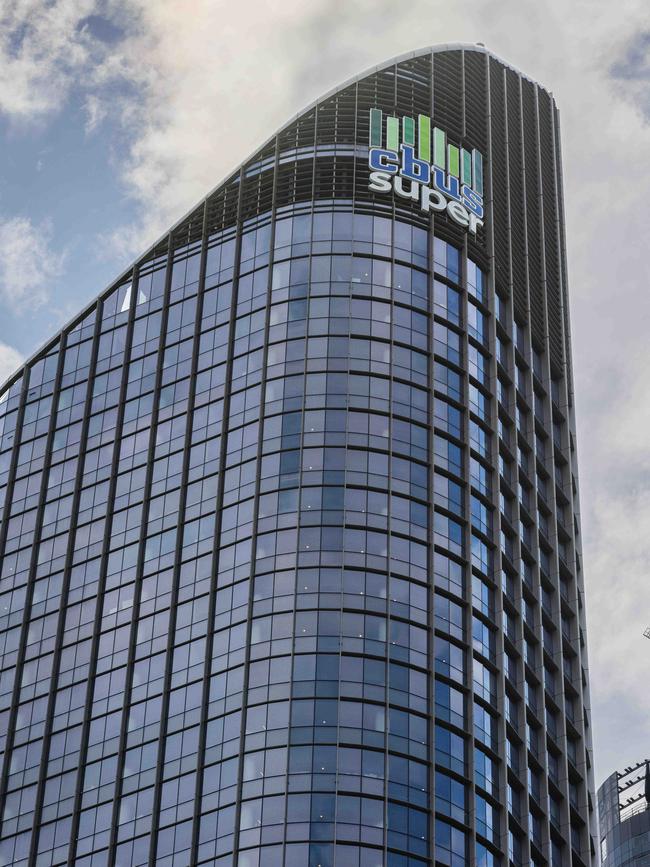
xmin=0 ymin=44 xmax=595 ymax=867
xmin=598 ymin=763 xmax=650 ymax=866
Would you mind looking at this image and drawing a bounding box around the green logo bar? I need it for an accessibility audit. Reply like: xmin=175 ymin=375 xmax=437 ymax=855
xmin=369 ymin=108 xmax=383 ymax=148
xmin=418 ymin=115 xmax=431 ymax=163
xmin=386 ymin=116 xmax=399 ymax=151
xmin=447 ymin=144 xmax=460 ymax=178
xmin=402 ymin=116 xmax=415 ymax=147
xmin=433 ymin=127 xmax=446 ymax=169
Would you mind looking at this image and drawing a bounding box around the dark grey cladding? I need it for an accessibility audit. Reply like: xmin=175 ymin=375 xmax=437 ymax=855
xmin=0 ymin=44 xmax=595 ymax=867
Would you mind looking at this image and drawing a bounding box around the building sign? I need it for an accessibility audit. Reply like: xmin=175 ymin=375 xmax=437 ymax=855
xmin=367 ymin=109 xmax=485 ymax=235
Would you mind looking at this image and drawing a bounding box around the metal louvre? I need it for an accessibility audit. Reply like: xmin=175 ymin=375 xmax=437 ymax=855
xmin=554 ymin=105 xmax=573 ymax=386
xmin=489 ymin=58 xmax=510 ymax=296
xmin=356 ymin=67 xmax=397 ymax=116
xmin=205 ymin=180 xmax=239 ymax=238
xmin=277 ymin=109 xmax=316 ymax=152
xmin=395 ymin=55 xmax=432 ymax=117
xmin=464 ymin=52 xmax=490 ymax=269
xmin=316 ymin=86 xmax=356 ymax=146
xmin=463 ymin=51 xmax=488 ymax=156
xmin=172 ymin=204 xmax=206 ymax=252
xmin=274 ymin=157 xmax=314 ymax=212
xmin=240 ymin=142 xmax=276 ymax=223
xmin=522 ymin=78 xmax=546 ymax=348
xmin=505 ymin=68 xmax=529 ymax=325
xmin=539 ymin=91 xmax=565 ymax=370
xmin=432 ymin=51 xmax=464 ymax=142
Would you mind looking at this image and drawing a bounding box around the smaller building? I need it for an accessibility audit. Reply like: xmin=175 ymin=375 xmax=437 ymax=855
xmin=598 ymin=762 xmax=650 ymax=866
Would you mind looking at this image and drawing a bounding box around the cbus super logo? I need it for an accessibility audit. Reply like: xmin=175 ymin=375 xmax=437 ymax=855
xmin=367 ymin=108 xmax=485 ymax=235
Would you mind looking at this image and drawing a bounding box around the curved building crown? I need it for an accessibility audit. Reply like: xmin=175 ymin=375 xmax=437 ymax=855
xmin=0 ymin=45 xmax=594 ymax=867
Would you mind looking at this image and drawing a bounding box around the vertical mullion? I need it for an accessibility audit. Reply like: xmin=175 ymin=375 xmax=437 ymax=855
xmin=65 ymin=272 xmax=141 ymax=864
xmin=517 ymin=76 xmax=532 ymax=323
xmin=473 ymin=149 xmax=484 ymax=197
xmin=539 ymin=87 xmax=585 ymax=860
xmin=0 ymin=372 xmax=28 ymax=779
xmin=0 ymin=342 xmax=66 ymax=824
xmin=527 ymin=81 xmax=553 ymax=863
xmin=145 ymin=205 xmax=209 ymax=866
xmin=383 ymin=104 xmax=397 ymax=864
xmin=514 ymin=78 xmax=535 ymax=867
xmin=485 ymin=51 xmax=511 ymax=865
xmin=187 ymin=168 xmax=247 ymax=867
xmin=503 ymin=65 xmax=531 ymax=867
xmin=427 ymin=48 xmax=437 ymax=867
xmin=549 ymin=103 xmax=583 ymax=854
xmin=228 ymin=126 xmax=292 ymax=865
xmin=279 ymin=105 xmax=317 ymax=867
xmin=104 ymin=237 xmax=175 ymax=867
xmin=460 ymin=48 xmax=479 ymax=867
xmin=27 ymin=312 xmax=105 ymax=866
xmin=0 ymin=372 xmax=28 ymax=561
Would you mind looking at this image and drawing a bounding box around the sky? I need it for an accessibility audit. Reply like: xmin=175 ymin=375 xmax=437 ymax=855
xmin=0 ymin=0 xmax=649 ymax=786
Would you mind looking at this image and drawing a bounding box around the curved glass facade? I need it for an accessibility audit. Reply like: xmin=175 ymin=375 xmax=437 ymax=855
xmin=598 ymin=766 xmax=650 ymax=867
xmin=0 ymin=45 xmax=595 ymax=867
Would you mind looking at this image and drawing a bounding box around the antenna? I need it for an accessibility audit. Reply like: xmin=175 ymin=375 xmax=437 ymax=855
xmin=644 ymin=627 xmax=650 ymax=640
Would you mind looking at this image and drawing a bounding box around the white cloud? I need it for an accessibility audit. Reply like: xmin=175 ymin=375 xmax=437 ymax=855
xmin=0 ymin=341 xmax=23 ymax=385
xmin=91 ymin=0 xmax=331 ymax=256
xmin=83 ymin=93 xmax=107 ymax=133
xmin=0 ymin=0 xmax=100 ymax=120
xmin=0 ymin=216 xmax=66 ymax=310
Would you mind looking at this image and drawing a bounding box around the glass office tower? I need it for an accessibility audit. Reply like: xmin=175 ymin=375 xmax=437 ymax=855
xmin=598 ymin=764 xmax=650 ymax=866
xmin=0 ymin=44 xmax=595 ymax=867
